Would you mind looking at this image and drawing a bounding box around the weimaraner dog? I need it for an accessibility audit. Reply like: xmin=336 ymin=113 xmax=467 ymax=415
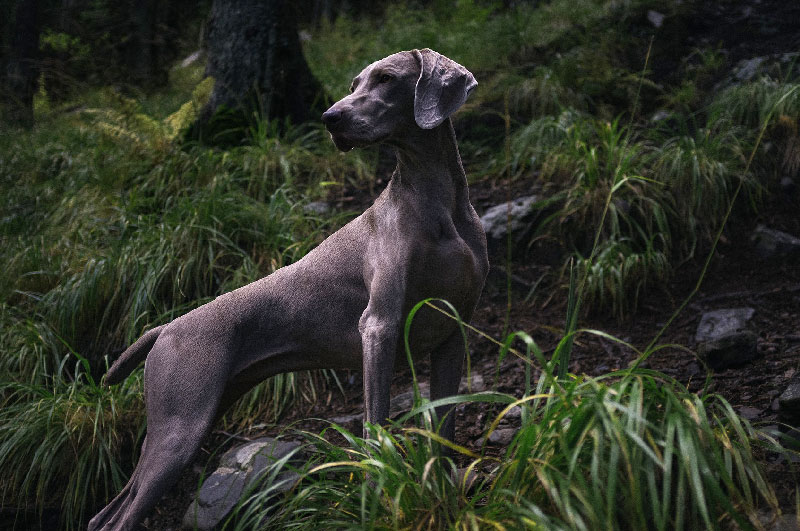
xmin=89 ymin=48 xmax=488 ymax=531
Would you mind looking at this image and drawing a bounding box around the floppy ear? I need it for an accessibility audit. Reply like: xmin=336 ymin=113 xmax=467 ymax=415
xmin=412 ymin=48 xmax=477 ymax=129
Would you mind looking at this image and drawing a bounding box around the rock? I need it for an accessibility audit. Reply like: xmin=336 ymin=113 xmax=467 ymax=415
xmin=758 ymin=512 xmax=800 ymax=531
xmin=479 ymin=195 xmax=539 ymax=241
xmin=390 ymin=375 xmax=486 ymax=417
xmin=389 ymin=382 xmax=430 ymax=417
xmin=738 ymin=406 xmax=763 ymax=421
xmin=781 ymin=176 xmax=796 ymax=197
xmin=330 ymin=412 xmax=363 ymax=427
xmin=646 ymin=10 xmax=665 ymax=28
xmin=487 ymin=428 xmax=516 ymax=446
xmin=650 ymin=109 xmax=671 ymax=122
xmin=303 ymin=201 xmax=332 ymax=216
xmin=698 ymin=330 xmax=759 ymax=370
xmin=458 ymin=373 xmax=485 ymax=393
xmin=734 ymin=57 xmax=766 ymax=81
xmin=695 ymin=308 xmax=758 ymax=370
xmin=452 ymin=467 xmax=479 ymax=491
xmin=751 ymin=225 xmax=800 ymax=259
xmin=183 ymin=437 xmax=303 ymax=530
xmin=180 ymin=50 xmax=203 ymax=68
xmin=778 ymin=378 xmax=800 ymax=414
xmin=695 ymin=308 xmax=755 ymax=343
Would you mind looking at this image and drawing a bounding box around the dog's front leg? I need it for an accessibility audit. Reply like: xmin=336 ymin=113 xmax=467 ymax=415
xmin=358 ymin=270 xmax=405 ymax=438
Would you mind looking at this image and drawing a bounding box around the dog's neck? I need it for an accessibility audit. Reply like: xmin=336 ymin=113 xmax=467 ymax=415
xmin=388 ymin=118 xmax=468 ymax=212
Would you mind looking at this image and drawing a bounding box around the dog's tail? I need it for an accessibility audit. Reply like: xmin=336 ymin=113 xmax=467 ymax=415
xmin=103 ymin=324 xmax=166 ymax=386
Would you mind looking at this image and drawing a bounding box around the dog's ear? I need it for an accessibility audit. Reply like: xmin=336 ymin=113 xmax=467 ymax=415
xmin=412 ymin=48 xmax=477 ymax=130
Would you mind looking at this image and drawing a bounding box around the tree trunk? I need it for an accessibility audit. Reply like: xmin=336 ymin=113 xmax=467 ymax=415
xmin=191 ymin=0 xmax=325 ymax=143
xmin=2 ymin=0 xmax=40 ymax=126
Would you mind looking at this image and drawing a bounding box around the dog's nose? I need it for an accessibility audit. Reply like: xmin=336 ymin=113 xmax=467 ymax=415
xmin=321 ymin=108 xmax=342 ymax=126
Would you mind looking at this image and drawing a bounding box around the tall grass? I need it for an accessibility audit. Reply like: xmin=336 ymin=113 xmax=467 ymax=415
xmin=221 ymin=335 xmax=785 ymax=530
xmin=0 ymin=356 xmax=144 ymax=528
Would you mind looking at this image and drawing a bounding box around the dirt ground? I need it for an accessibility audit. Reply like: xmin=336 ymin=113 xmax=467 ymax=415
xmin=135 ymin=175 xmax=800 ymax=530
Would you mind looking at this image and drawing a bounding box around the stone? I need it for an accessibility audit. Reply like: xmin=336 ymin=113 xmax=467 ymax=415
xmin=479 ymin=195 xmax=539 ymax=240
xmin=180 ymin=50 xmax=203 ymax=68
xmin=458 ymin=373 xmax=485 ymax=393
xmin=183 ymin=437 xmax=304 ymax=530
xmin=695 ymin=308 xmax=755 ymax=343
xmin=738 ymin=406 xmax=763 ymax=421
xmin=734 ymin=57 xmax=766 ymax=81
xmin=781 ymin=176 xmax=796 ymax=196
xmin=504 ymin=405 xmax=523 ymax=420
xmin=751 ymin=225 xmax=800 ymax=259
xmin=487 ymin=428 xmax=516 ymax=446
xmin=695 ymin=308 xmax=759 ymax=369
xmin=646 ymin=10 xmax=665 ymax=28
xmin=303 ymin=201 xmax=332 ymax=215
xmin=330 ymin=412 xmax=363 ymax=426
xmin=778 ymin=378 xmax=800 ymax=413
xmin=698 ymin=330 xmax=759 ymax=370
xmin=453 ymin=467 xmax=479 ymax=491
xmin=389 ymin=382 xmax=430 ymax=417
xmin=390 ymin=374 xmax=486 ymax=417
xmin=758 ymin=512 xmax=800 ymax=531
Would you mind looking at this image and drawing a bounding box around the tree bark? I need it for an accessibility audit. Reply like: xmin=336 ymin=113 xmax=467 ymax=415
xmin=2 ymin=0 xmax=40 ymax=126
xmin=191 ymin=0 xmax=326 ymax=143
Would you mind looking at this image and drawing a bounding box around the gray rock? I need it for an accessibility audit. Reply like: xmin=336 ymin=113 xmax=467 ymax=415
xmin=390 ymin=382 xmax=430 ymax=417
xmin=646 ymin=10 xmax=665 ymax=28
xmin=695 ymin=308 xmax=755 ymax=343
xmin=758 ymin=512 xmax=800 ymax=531
xmin=695 ymin=308 xmax=759 ymax=370
xmin=487 ymin=428 xmax=516 ymax=445
xmin=458 ymin=373 xmax=485 ymax=393
xmin=180 ymin=50 xmax=203 ymax=68
xmin=303 ymin=201 xmax=332 ymax=216
xmin=390 ymin=374 xmax=485 ymax=417
xmin=183 ymin=437 xmax=303 ymax=530
xmin=452 ymin=467 xmax=479 ymax=491
xmin=698 ymin=330 xmax=759 ymax=370
xmin=738 ymin=406 xmax=763 ymax=421
xmin=781 ymin=176 xmax=796 ymax=196
xmin=752 ymin=225 xmax=800 ymax=259
xmin=778 ymin=378 xmax=800 ymax=413
xmin=734 ymin=57 xmax=766 ymax=81
xmin=479 ymin=195 xmax=539 ymax=240
xmin=330 ymin=412 xmax=363 ymax=426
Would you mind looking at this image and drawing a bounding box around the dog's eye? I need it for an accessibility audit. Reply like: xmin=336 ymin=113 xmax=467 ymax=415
xmin=379 ymin=73 xmax=394 ymax=83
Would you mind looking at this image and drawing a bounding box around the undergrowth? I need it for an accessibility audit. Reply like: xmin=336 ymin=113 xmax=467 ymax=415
xmin=0 ymin=0 xmax=799 ymax=528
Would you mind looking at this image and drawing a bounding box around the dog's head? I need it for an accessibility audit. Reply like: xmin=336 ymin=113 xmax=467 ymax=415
xmin=321 ymin=49 xmax=477 ymax=151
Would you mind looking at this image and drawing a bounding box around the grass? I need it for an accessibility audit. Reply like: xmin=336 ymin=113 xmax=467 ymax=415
xmin=220 ymin=335 xmax=786 ymax=530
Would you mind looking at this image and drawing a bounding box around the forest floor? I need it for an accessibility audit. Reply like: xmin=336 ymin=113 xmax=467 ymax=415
xmin=143 ymin=176 xmax=800 ymax=530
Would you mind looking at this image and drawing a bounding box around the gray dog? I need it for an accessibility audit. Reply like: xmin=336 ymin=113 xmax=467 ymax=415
xmin=88 ymin=48 xmax=488 ymax=531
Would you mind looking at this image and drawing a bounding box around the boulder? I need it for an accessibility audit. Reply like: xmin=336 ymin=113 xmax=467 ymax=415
xmin=695 ymin=308 xmax=759 ymax=370
xmin=695 ymin=308 xmax=755 ymax=343
xmin=751 ymin=225 xmax=800 ymax=259
xmin=183 ymin=437 xmax=304 ymax=530
xmin=778 ymin=378 xmax=800 ymax=415
xmin=479 ymin=195 xmax=539 ymax=241
xmin=390 ymin=374 xmax=486 ymax=417
xmin=303 ymin=201 xmax=332 ymax=216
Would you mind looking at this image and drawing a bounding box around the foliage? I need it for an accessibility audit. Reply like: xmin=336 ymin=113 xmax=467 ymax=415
xmin=0 ymin=357 xmax=144 ymax=529
xmin=222 ymin=335 xmax=784 ymax=530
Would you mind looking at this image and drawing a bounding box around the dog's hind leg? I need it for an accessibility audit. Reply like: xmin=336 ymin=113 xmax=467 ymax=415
xmin=90 ymin=337 xmax=231 ymax=530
